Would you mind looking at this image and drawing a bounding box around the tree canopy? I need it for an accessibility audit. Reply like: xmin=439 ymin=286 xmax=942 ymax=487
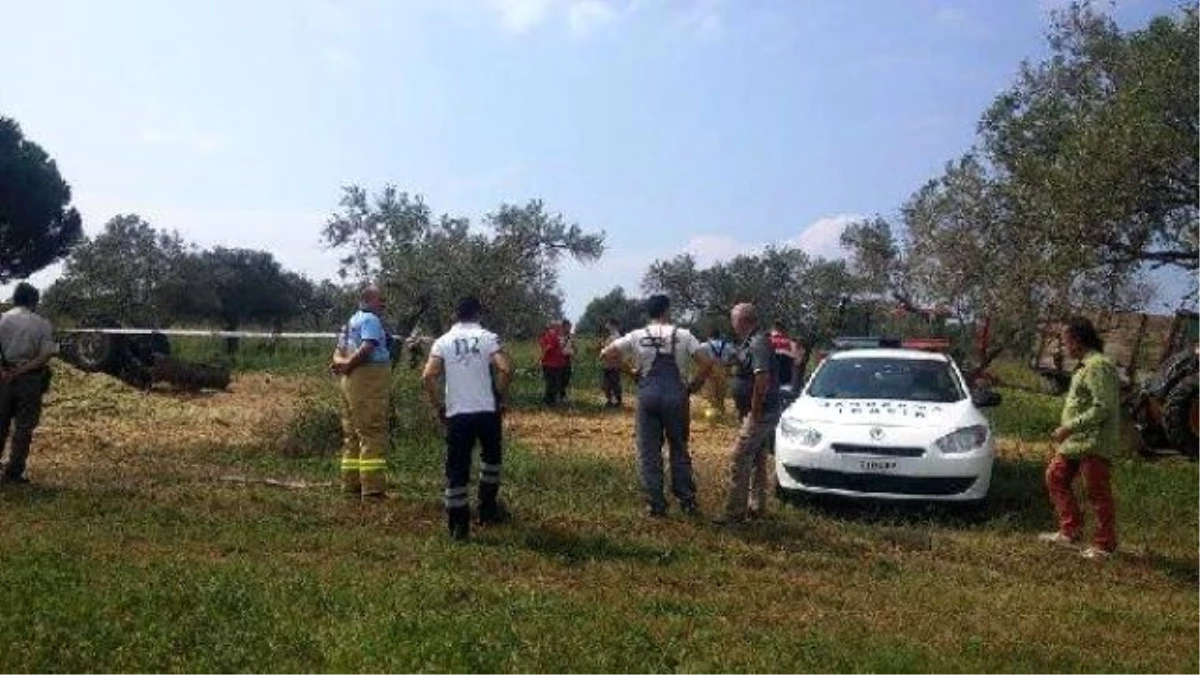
xmin=43 ymin=215 xmax=318 ymax=332
xmin=576 ymin=287 xmax=645 ymax=336
xmin=322 ymin=186 xmax=604 ymax=338
xmin=0 ymin=117 xmax=83 ymax=283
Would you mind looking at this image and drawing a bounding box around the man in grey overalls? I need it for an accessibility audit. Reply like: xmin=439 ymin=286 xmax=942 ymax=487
xmin=602 ymin=295 xmax=714 ymax=517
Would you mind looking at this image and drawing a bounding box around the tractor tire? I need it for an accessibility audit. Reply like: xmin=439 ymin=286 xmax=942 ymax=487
xmin=71 ymin=316 xmax=124 ymax=373
xmin=129 ymin=332 xmax=171 ymax=366
xmin=1162 ymin=374 xmax=1199 ymax=459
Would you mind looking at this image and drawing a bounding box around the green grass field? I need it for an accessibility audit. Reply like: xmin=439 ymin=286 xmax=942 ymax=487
xmin=0 ymin=341 xmax=1195 ymax=672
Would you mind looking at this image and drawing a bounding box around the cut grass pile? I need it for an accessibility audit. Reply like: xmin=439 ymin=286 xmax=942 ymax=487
xmin=0 ymin=356 xmax=1193 ymax=672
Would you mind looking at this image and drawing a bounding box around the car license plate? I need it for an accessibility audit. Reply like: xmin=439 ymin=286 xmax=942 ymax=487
xmin=858 ymin=459 xmax=896 ymax=472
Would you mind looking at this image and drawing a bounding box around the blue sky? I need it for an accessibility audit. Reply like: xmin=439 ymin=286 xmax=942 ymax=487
xmin=1 ymin=0 xmax=1193 ymax=320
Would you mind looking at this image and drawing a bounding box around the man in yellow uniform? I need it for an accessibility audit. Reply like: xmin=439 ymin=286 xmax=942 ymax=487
xmin=331 ymin=284 xmax=392 ymax=500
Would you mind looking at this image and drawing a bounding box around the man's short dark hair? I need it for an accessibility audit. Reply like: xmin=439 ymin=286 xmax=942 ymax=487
xmin=772 ymin=320 xmax=785 ymax=332
xmin=1064 ymin=316 xmax=1105 ymax=353
xmin=456 ymin=296 xmax=482 ymax=322
xmin=645 ymin=294 xmax=670 ymax=320
xmin=12 ymin=282 xmax=39 ymax=308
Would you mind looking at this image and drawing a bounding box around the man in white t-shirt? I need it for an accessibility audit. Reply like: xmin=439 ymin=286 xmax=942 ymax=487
xmin=421 ymin=297 xmax=513 ymax=541
xmin=600 ymin=294 xmax=715 ymax=518
xmin=601 ymin=318 xmax=624 ymax=408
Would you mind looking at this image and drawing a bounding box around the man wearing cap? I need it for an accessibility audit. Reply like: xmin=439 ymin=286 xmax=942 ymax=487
xmin=331 ymin=284 xmax=392 ymax=500
xmin=0 ymin=283 xmax=57 ymax=485
xmin=422 ymin=297 xmax=513 ymax=540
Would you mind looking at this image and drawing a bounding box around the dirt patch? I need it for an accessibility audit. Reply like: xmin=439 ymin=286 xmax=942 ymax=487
xmin=33 ymin=362 xmax=324 ymax=479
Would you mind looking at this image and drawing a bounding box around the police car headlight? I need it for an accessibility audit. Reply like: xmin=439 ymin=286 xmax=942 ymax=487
xmin=779 ymin=418 xmax=822 ymax=448
xmin=935 ymin=425 xmax=989 ymax=454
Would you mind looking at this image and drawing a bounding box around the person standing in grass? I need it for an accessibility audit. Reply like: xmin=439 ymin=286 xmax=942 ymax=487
xmin=714 ymin=303 xmax=783 ymax=524
xmin=601 ymin=294 xmax=714 ymax=518
xmin=330 ymin=284 xmax=392 ymax=500
xmin=601 ymin=318 xmax=624 ymax=408
xmin=0 ymin=283 xmax=56 ymax=485
xmin=422 ymin=297 xmax=513 ymax=541
xmin=559 ymin=318 xmax=576 ymax=403
xmin=1039 ymin=316 xmax=1121 ymax=560
xmin=538 ymin=320 xmax=567 ymax=406
xmin=702 ymin=329 xmax=735 ymax=420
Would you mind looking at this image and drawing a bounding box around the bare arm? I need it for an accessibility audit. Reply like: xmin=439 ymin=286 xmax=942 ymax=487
xmin=491 ymin=349 xmax=513 ymax=400
xmin=688 ymin=350 xmax=715 ymax=394
xmin=332 ymin=340 xmax=376 ymax=374
xmin=421 ymin=355 xmax=444 ymax=413
xmin=750 ymin=371 xmax=769 ymax=422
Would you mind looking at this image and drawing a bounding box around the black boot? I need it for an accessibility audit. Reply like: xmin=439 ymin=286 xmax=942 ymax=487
xmin=478 ymin=483 xmax=509 ymax=525
xmin=448 ymin=506 xmax=470 ymax=541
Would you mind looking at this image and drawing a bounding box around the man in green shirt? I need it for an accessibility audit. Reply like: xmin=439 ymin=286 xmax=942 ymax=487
xmin=1039 ymin=316 xmax=1121 ymax=559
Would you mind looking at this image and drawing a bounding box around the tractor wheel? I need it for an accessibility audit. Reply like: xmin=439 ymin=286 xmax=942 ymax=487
xmin=1162 ymin=374 xmax=1199 ymax=459
xmin=72 ymin=316 xmax=124 ymax=373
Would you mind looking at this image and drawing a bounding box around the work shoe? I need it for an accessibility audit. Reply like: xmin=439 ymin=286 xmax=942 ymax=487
xmin=0 ymin=474 xmax=29 ymax=486
xmin=1037 ymin=531 xmax=1079 ymax=548
xmin=646 ymin=505 xmax=668 ymax=518
xmin=448 ymin=507 xmax=471 ymax=541
xmin=747 ymin=506 xmax=765 ymax=520
xmin=680 ymin=501 xmax=702 ymax=518
xmin=478 ymin=502 xmax=511 ymax=526
xmin=1080 ymin=546 xmax=1114 ymax=561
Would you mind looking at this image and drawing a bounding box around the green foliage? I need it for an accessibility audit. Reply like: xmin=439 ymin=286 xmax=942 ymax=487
xmin=43 ymin=215 xmax=323 ymax=332
xmin=322 ymin=187 xmax=605 ymax=339
xmin=276 ymin=396 xmax=342 ymax=458
xmin=0 ymin=116 xmax=83 ymax=283
xmin=576 ymin=286 xmax=645 ymax=335
xmin=641 ymin=248 xmax=864 ymax=347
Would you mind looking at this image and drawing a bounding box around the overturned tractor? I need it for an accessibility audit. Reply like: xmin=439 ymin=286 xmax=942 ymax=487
xmin=58 ymin=317 xmax=231 ymax=391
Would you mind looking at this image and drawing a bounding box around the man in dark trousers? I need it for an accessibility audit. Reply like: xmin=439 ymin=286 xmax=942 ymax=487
xmin=422 ymin=297 xmax=513 ymax=540
xmin=0 ymin=283 xmax=57 ymax=485
xmin=601 ymin=295 xmax=715 ymax=518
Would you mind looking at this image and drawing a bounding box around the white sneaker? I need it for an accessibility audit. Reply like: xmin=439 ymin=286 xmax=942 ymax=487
xmin=1037 ymin=531 xmax=1079 ymax=548
xmin=1080 ymin=546 xmax=1113 ymax=560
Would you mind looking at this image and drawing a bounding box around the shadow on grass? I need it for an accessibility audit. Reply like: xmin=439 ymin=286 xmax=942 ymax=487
xmin=1139 ymin=551 xmax=1200 ymax=586
xmin=777 ymin=455 xmax=1057 ymax=534
xmin=0 ymin=481 xmax=61 ymax=505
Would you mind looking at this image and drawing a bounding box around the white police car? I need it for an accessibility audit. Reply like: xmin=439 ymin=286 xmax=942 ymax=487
xmin=775 ymin=341 xmax=1001 ymax=503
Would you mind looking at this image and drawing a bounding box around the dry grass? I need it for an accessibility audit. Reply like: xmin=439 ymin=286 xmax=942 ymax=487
xmin=0 ymin=363 xmax=1195 ymax=672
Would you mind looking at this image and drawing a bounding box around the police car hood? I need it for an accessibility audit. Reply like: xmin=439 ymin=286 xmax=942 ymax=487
xmin=786 ymin=396 xmax=970 ymax=429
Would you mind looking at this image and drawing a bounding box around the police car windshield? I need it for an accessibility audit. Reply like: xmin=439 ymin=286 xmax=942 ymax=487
xmin=806 ymin=357 xmax=965 ymax=403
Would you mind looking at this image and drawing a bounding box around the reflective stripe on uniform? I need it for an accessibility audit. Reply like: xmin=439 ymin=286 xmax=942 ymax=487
xmin=444 ymin=486 xmax=469 ymax=508
xmin=340 ymin=458 xmax=361 ymax=471
xmin=358 ymin=458 xmax=388 ymax=472
xmin=479 ymin=462 xmax=502 ymax=485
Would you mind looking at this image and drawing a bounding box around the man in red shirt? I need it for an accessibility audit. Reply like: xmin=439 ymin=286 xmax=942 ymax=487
xmin=539 ymin=320 xmax=567 ymax=406
xmin=768 ymin=321 xmax=798 ymax=388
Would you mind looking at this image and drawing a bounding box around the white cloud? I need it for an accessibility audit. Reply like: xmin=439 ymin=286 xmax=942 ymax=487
xmin=139 ymin=127 xmax=229 ymax=155
xmin=488 ymin=0 xmax=556 ymax=33
xmin=677 ymin=0 xmax=724 ymax=41
xmin=684 ymin=234 xmax=743 ymax=266
xmin=788 ymin=213 xmax=862 ymax=260
xmin=567 ymin=0 xmax=618 ymax=36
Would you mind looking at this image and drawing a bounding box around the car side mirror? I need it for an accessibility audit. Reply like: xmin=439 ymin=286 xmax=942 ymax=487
xmin=972 ymin=389 xmax=1002 ymax=408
